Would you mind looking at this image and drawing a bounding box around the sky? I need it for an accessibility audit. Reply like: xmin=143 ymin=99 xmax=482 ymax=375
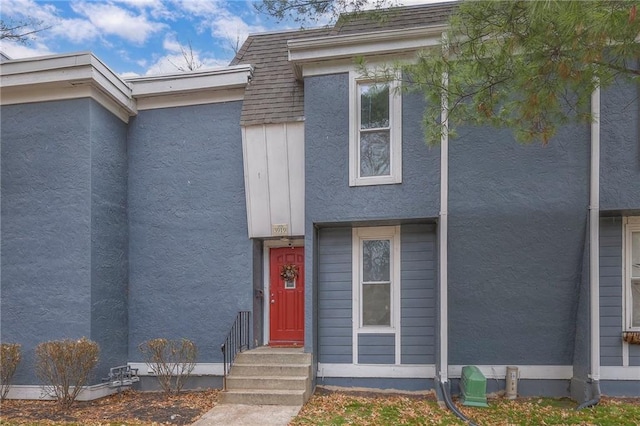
xmin=0 ymin=0 xmax=447 ymax=77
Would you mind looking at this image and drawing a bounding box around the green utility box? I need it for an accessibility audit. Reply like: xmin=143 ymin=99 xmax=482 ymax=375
xmin=460 ymin=365 xmax=489 ymax=407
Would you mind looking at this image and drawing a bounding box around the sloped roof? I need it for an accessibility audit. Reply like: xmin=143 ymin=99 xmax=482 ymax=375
xmin=330 ymin=2 xmax=456 ymax=35
xmin=231 ymin=2 xmax=456 ymax=126
xmin=231 ymin=28 xmax=330 ymax=126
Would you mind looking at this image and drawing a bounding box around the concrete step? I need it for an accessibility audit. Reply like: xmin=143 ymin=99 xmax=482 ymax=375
xmin=220 ymin=389 xmax=306 ymax=405
xmin=230 ymin=363 xmax=311 ymax=377
xmin=226 ymin=375 xmax=308 ymax=391
xmin=235 ymin=350 xmax=311 ymax=365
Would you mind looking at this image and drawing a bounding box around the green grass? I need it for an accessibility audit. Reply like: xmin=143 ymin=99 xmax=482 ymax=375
xmin=291 ymin=392 xmax=640 ymax=426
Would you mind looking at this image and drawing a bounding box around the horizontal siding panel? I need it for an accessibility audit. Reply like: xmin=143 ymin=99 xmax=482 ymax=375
xmin=401 ymin=327 xmax=434 ymax=337
xmin=402 ymin=288 xmax=435 ymax=299
xmin=600 ymin=316 xmax=623 ymax=327
xmin=601 ymin=336 xmax=624 ymax=347
xmin=402 ymin=316 xmax=433 ymax=329
xmin=600 ymin=277 xmax=622 ymax=287
xmin=601 ymin=356 xmax=621 ymax=366
xmin=320 ymin=346 xmax=352 ymax=355
xmin=402 ymin=354 xmax=431 ymax=364
xmin=318 ymin=273 xmax=351 ymax=283
xmin=401 ymin=345 xmax=434 ymax=355
xmin=600 ymin=266 xmax=623 ymax=278
xmin=402 ymin=335 xmax=433 ymax=346
xmin=600 ymin=286 xmax=622 ymax=297
xmin=319 ymin=290 xmax=351 ymax=300
xmin=599 ymin=256 xmax=621 ymax=267
xmin=402 ymin=308 xmax=436 ymax=318
xmin=318 ymin=299 xmax=352 ymax=310
xmin=600 ymin=301 xmax=622 ymax=317
xmin=359 ymin=334 xmax=394 ymax=346
xmin=322 ymin=317 xmax=353 ymax=328
xmin=600 ymin=297 xmax=622 ymax=308
xmin=318 ymin=263 xmax=352 ymax=273
xmin=359 ymin=354 xmax=395 ymax=364
xmin=402 ymin=270 xmax=436 ymax=281
xmin=319 ymin=327 xmax=352 ymax=337
xmin=319 ymin=336 xmax=352 ymax=347
xmin=319 ymin=354 xmax=352 ymax=364
xmin=402 ymin=279 xmax=436 ymax=290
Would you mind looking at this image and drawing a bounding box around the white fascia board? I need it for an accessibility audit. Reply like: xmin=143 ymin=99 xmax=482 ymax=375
xmin=448 ymin=365 xmax=574 ymax=380
xmin=0 ymin=52 xmax=136 ymax=119
xmin=128 ymin=362 xmax=224 ymax=376
xmin=288 ymin=25 xmax=446 ymax=64
xmin=127 ymin=65 xmax=253 ymax=98
xmin=318 ymin=363 xmax=436 ymax=378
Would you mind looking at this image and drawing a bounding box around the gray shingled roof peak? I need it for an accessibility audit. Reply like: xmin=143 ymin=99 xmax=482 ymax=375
xmin=231 ymin=2 xmax=456 ymax=126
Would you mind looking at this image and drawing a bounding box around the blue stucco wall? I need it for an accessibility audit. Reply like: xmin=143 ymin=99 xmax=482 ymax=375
xmin=89 ymin=100 xmax=129 ymax=379
xmin=127 ymin=101 xmax=252 ymax=363
xmin=600 ymin=79 xmax=640 ymax=211
xmin=1 ymin=99 xmax=129 ymax=384
xmin=303 ymin=73 xmax=440 ymax=224
xmin=448 ymin=123 xmax=590 ymax=365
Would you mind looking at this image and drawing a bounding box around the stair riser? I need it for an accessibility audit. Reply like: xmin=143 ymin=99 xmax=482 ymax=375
xmin=226 ymin=377 xmax=308 ymax=391
xmin=220 ymin=392 xmax=306 ymax=405
xmin=235 ymin=352 xmax=312 ymax=365
xmin=231 ymin=365 xmax=311 ymax=377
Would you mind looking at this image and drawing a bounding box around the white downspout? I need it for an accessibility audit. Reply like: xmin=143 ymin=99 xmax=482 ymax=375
xmin=439 ymin=32 xmax=449 ymax=383
xmin=589 ymin=84 xmax=601 ymax=382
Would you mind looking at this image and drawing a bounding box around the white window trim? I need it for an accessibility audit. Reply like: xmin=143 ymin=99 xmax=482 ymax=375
xmin=623 ymin=217 xmax=640 ymax=331
xmin=352 ymin=226 xmax=401 ymax=364
xmin=349 ymin=71 xmax=402 ymax=186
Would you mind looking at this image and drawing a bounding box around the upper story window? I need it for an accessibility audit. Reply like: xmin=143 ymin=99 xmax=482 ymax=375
xmin=349 ymin=72 xmax=402 ymax=186
xmin=625 ymin=218 xmax=640 ymax=331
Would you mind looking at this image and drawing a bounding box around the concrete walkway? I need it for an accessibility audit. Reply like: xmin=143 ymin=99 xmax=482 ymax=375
xmin=191 ymin=403 xmax=301 ymax=426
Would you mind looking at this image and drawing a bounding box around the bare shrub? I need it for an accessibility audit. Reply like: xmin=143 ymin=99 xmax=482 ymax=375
xmin=0 ymin=343 xmax=22 ymax=401
xmin=35 ymin=337 xmax=99 ymax=409
xmin=138 ymin=338 xmax=197 ymax=394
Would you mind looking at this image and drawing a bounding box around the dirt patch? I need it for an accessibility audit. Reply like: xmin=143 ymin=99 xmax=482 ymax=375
xmin=0 ymin=389 xmax=219 ymax=425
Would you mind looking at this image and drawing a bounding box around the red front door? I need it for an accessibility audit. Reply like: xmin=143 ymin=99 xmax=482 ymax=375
xmin=269 ymin=247 xmax=304 ymax=345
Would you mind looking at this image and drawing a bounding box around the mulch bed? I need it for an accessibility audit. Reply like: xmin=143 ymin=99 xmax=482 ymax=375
xmin=0 ymin=389 xmax=219 ymax=425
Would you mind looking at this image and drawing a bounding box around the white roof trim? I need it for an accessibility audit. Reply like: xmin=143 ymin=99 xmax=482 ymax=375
xmin=1 ymin=53 xmax=254 ymax=120
xmin=288 ymin=25 xmax=447 ymax=64
xmin=0 ymin=52 xmax=136 ymax=121
xmin=127 ymin=65 xmax=253 ymax=98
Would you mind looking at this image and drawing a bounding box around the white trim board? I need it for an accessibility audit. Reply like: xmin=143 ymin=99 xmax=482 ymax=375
xmin=4 ymin=383 xmax=121 ymax=401
xmin=127 ymin=362 xmax=224 ymax=376
xmin=600 ymin=366 xmax=640 ymax=381
xmin=318 ymin=363 xmax=435 ymax=379
xmin=317 ymin=364 xmax=575 ymax=380
xmin=448 ymin=365 xmax=573 ymax=380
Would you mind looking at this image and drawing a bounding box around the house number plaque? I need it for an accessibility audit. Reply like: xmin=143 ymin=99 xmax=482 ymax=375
xmin=272 ymin=223 xmax=289 ymax=236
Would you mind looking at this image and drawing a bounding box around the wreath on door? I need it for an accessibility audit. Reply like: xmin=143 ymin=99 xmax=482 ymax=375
xmin=280 ymin=264 xmax=299 ymax=281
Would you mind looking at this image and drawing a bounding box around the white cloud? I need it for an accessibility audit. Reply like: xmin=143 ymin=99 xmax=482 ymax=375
xmin=162 ymin=33 xmax=183 ymax=53
xmin=48 ymin=18 xmax=100 ymax=43
xmin=209 ymin=11 xmax=266 ymax=53
xmin=0 ymin=40 xmax=53 ymax=59
xmin=71 ymin=1 xmax=166 ymax=44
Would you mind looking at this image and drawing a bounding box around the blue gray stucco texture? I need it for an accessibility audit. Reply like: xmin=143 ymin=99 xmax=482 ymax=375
xmin=1 ymin=99 xmax=129 ymax=384
xmin=448 ymin=123 xmax=590 ymax=365
xmin=126 ymin=101 xmax=252 ymax=363
xmin=600 ymin=79 xmax=640 ymax=211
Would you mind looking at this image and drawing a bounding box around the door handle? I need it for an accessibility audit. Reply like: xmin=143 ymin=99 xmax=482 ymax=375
xmin=271 ymin=299 xmax=275 ymax=304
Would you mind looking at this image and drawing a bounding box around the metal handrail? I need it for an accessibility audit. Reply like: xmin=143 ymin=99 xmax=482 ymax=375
xmin=220 ymin=310 xmax=251 ymax=390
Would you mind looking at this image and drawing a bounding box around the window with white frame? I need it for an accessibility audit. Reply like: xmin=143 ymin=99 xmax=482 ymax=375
xmin=353 ymin=226 xmax=400 ymax=331
xmin=625 ymin=218 xmax=640 ymax=330
xmin=349 ymin=72 xmax=402 ymax=186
